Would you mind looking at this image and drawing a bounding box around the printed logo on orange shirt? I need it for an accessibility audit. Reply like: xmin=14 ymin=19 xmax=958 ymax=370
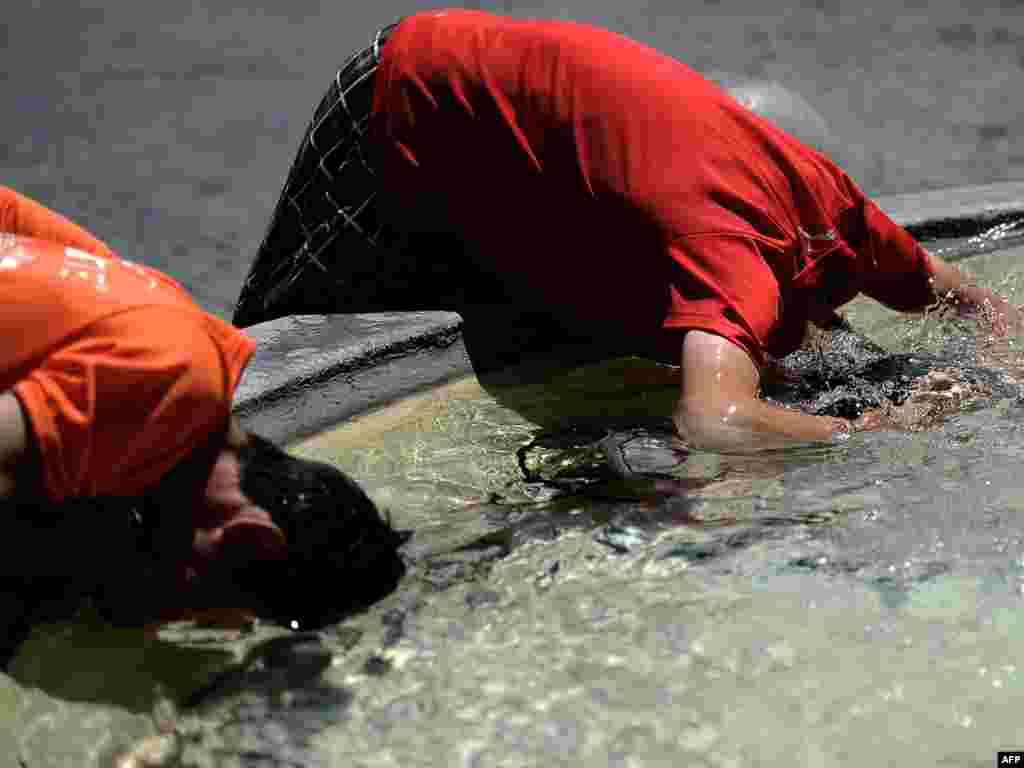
xmin=62 ymin=247 xmax=111 ymax=293
xmin=0 ymin=237 xmax=170 ymax=297
xmin=60 ymin=246 xmax=165 ymax=295
xmin=0 ymin=239 xmax=37 ymax=270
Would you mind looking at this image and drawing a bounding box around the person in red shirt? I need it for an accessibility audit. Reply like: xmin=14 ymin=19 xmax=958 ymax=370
xmin=233 ymin=9 xmax=1019 ymax=451
xmin=0 ymin=187 xmax=403 ymax=638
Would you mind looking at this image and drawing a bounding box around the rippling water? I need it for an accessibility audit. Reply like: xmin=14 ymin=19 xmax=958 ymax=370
xmin=10 ymin=234 xmax=1024 ymax=767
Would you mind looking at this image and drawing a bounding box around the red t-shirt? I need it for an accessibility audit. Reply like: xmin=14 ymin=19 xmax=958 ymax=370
xmin=0 ymin=230 xmax=255 ymax=502
xmin=371 ymin=9 xmax=934 ymax=365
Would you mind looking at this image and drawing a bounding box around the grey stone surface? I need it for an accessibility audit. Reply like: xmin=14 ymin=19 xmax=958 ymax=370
xmin=233 ymin=311 xmax=470 ymax=442
xmin=880 ymin=181 xmax=1024 ymax=231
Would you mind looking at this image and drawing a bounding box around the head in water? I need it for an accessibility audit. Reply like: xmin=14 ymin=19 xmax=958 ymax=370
xmin=230 ymin=432 xmax=407 ymax=627
xmin=92 ymin=425 xmax=407 ymax=629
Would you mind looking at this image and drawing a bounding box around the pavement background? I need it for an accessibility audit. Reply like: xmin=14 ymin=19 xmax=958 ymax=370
xmin=3 ymin=0 xmax=1024 ymax=318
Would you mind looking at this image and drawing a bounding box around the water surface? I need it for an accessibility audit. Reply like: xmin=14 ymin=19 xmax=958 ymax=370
xmin=9 ymin=238 xmax=1024 ymax=767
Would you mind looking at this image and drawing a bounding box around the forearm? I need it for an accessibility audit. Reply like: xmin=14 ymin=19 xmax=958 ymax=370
xmin=930 ymin=254 xmax=993 ymax=303
xmin=676 ymin=329 xmax=853 ymax=452
xmin=927 ymin=253 xmax=1017 ymax=327
xmin=673 ymin=395 xmax=849 ymax=452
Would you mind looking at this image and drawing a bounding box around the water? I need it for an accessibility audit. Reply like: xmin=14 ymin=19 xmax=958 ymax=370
xmin=9 ymin=230 xmax=1024 ymax=767
xmin=921 ymin=215 xmax=1024 ymax=266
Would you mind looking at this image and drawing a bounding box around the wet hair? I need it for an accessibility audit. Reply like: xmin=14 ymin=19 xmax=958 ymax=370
xmin=230 ymin=434 xmax=407 ymax=628
xmin=11 ymin=427 xmax=407 ymax=634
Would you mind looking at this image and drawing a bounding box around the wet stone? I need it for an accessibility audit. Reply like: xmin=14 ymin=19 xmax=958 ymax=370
xmin=600 ymin=428 xmax=689 ymax=478
xmin=653 ymin=622 xmax=691 ymax=655
xmin=380 ymin=600 xmax=421 ymax=648
xmin=423 ymin=561 xmax=468 ymax=591
xmin=182 ymin=633 xmax=335 ymax=711
xmin=398 ymin=536 xmax=438 ymax=564
xmin=257 ymin=633 xmax=333 ymax=672
xmin=446 ymin=620 xmax=467 ymax=642
xmin=381 ymin=621 xmax=405 ymax=649
xmin=331 ymin=624 xmax=363 ymax=652
xmin=362 ymin=655 xmax=392 ymax=677
xmin=541 ymin=717 xmax=581 ymax=754
xmin=519 ymin=424 xmax=684 ymax=486
xmin=490 ymin=515 xmax=559 ymax=545
xmin=234 ymin=699 xmax=273 ymax=722
xmin=465 ymin=588 xmax=501 ymax=610
xmin=372 ymin=696 xmax=425 ymax=729
xmin=657 ymin=541 xmax=721 ymax=562
xmin=217 ymin=720 xmax=287 ymax=750
xmin=517 ymin=425 xmax=612 ymax=488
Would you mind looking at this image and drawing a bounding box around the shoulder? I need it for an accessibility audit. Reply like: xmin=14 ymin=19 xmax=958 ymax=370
xmin=12 ymin=308 xmax=251 ymax=500
xmin=89 ymin=306 xmax=255 ymax=395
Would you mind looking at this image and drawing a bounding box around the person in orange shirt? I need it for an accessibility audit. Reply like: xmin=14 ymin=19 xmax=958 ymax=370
xmin=0 ymin=187 xmax=403 ymax=639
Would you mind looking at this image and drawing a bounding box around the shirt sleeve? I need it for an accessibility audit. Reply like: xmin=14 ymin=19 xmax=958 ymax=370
xmin=664 ymin=234 xmax=782 ymax=368
xmin=12 ymin=307 xmax=250 ymax=502
xmin=0 ymin=186 xmax=118 ymax=260
xmin=858 ymin=198 xmax=935 ymax=311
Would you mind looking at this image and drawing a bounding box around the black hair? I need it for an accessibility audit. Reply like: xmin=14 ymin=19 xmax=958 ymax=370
xmin=15 ymin=432 xmax=406 ymax=633
xmin=231 ymin=434 xmax=407 ymax=628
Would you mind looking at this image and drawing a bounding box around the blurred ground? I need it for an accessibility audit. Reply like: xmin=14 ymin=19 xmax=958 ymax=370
xmin=2 ymin=0 xmax=1024 ymax=317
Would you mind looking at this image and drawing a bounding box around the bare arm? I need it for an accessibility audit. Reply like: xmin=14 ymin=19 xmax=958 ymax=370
xmin=0 ymin=392 xmax=29 ymax=500
xmin=673 ymin=330 xmax=851 ymax=452
xmin=927 ymin=252 xmax=1021 ymax=331
xmin=858 ymin=198 xmax=1020 ymax=330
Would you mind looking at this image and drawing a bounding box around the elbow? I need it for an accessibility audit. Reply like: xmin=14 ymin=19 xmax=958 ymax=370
xmin=673 ymin=396 xmax=749 ymax=453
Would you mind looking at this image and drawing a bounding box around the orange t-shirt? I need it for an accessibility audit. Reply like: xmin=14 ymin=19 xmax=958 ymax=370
xmin=0 ymin=186 xmax=118 ymax=262
xmin=0 ymin=210 xmax=255 ymax=501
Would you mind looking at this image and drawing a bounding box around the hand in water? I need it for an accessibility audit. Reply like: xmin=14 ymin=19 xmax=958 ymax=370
xmin=982 ymin=298 xmax=1022 ymax=338
xmin=852 ymin=408 xmax=890 ymax=433
xmin=954 ymin=284 xmax=1022 ymax=337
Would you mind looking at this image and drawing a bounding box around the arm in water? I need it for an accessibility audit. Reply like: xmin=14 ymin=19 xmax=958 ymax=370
xmin=858 ymin=198 xmax=1021 ymax=333
xmin=928 ymin=253 xmax=1022 ymax=334
xmin=674 ymin=330 xmax=854 ymax=452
